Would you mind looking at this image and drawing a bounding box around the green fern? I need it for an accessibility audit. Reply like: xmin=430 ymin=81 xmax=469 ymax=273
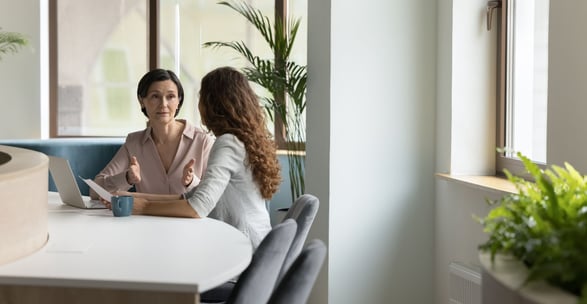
xmin=478 ymin=152 xmax=587 ymax=301
xmin=203 ymin=0 xmax=307 ymax=202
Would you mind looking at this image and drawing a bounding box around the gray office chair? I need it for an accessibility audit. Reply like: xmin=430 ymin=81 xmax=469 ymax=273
xmin=202 ymin=195 xmax=320 ymax=303
xmin=268 ymin=239 xmax=327 ymax=304
xmin=278 ymin=194 xmax=320 ymax=282
xmin=219 ymin=219 xmax=297 ymax=304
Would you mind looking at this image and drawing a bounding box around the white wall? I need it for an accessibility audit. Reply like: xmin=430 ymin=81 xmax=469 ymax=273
xmin=0 ymin=0 xmax=42 ymax=139
xmin=434 ymin=0 xmax=500 ymax=302
xmin=2 ymin=0 xmax=439 ymax=303
xmin=307 ymin=0 xmax=437 ymax=303
xmin=305 ymin=0 xmax=331 ymax=303
xmin=435 ymin=1 xmax=587 ymax=304
xmin=14 ymin=0 xmax=587 ymax=303
xmin=547 ymin=1 xmax=587 ymax=173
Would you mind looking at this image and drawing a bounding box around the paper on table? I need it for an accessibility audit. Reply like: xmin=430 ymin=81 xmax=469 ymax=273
xmin=81 ymin=177 xmax=112 ymax=202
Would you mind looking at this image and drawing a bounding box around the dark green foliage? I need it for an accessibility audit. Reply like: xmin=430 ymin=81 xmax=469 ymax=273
xmin=478 ymin=152 xmax=587 ymax=302
xmin=203 ymin=1 xmax=306 ymax=202
xmin=0 ymin=29 xmax=28 ymax=61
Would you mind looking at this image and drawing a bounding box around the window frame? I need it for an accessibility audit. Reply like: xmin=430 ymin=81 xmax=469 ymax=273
xmin=494 ymin=0 xmax=547 ymax=179
xmin=48 ymin=0 xmax=291 ymax=149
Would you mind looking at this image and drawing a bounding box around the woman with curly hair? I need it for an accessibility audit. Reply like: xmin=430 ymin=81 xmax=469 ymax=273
xmin=108 ymin=66 xmax=281 ymax=249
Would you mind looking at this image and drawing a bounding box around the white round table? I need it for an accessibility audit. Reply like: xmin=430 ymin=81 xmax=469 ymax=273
xmin=0 ymin=192 xmax=252 ymax=304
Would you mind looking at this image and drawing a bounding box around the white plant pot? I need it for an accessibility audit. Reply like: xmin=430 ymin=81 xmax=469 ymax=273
xmin=479 ymin=251 xmax=579 ymax=304
xmin=0 ymin=145 xmax=48 ymax=265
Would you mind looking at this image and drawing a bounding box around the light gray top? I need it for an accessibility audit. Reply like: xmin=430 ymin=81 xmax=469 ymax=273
xmin=185 ymin=134 xmax=271 ymax=249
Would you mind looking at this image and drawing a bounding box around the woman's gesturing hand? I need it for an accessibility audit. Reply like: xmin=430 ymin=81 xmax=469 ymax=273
xmin=126 ymin=155 xmax=141 ymax=185
xmin=182 ymin=158 xmax=196 ymax=186
xmin=99 ymin=197 xmax=111 ymax=210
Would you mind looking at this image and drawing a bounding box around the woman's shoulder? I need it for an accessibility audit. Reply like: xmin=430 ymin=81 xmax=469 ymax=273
xmin=125 ymin=128 xmax=149 ymax=143
xmin=181 ymin=120 xmax=213 ymax=138
xmin=212 ymin=134 xmax=245 ymax=155
xmin=209 ymin=134 xmax=246 ymax=165
xmin=215 ymin=133 xmax=242 ymax=146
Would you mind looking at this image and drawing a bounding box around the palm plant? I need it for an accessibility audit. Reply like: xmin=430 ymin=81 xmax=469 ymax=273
xmin=0 ymin=28 xmax=28 ymax=61
xmin=203 ymin=0 xmax=307 ymax=203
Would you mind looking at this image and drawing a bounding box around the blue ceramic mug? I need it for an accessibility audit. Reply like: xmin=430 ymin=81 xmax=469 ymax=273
xmin=111 ymin=195 xmax=134 ymax=217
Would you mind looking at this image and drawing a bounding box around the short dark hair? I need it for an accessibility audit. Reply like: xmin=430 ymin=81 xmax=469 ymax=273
xmin=136 ymin=69 xmax=184 ymax=118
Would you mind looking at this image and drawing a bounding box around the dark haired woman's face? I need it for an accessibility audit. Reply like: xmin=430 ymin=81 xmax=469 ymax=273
xmin=140 ymin=80 xmax=179 ymax=124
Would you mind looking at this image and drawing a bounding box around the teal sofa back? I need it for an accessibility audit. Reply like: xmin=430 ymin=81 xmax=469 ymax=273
xmin=0 ymin=138 xmax=124 ymax=196
xmin=268 ymin=153 xmax=307 ymax=226
xmin=0 ymin=138 xmax=300 ymax=224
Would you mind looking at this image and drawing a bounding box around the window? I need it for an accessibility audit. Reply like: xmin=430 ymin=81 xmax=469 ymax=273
xmin=49 ymin=0 xmax=307 ymax=146
xmin=494 ymin=0 xmax=550 ymax=176
xmin=53 ymin=0 xmax=148 ymax=136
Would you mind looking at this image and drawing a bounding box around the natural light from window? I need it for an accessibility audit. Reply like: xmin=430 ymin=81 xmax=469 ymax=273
xmin=54 ymin=0 xmax=307 ymax=138
xmin=505 ymin=0 xmax=549 ymax=163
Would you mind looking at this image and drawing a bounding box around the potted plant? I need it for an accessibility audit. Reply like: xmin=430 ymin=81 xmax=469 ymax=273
xmin=477 ymin=152 xmax=587 ymax=303
xmin=203 ymin=0 xmax=307 ymax=203
xmin=0 ymin=28 xmax=28 ymax=61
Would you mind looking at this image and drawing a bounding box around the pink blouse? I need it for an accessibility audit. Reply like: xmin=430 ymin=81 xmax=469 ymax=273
xmin=93 ymin=120 xmax=214 ymax=197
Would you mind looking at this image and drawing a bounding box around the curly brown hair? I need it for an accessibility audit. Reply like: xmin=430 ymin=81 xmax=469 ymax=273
xmin=199 ymin=66 xmax=281 ymax=199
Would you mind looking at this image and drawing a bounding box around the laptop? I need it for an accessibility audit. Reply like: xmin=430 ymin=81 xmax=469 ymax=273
xmin=48 ymin=156 xmax=106 ymax=209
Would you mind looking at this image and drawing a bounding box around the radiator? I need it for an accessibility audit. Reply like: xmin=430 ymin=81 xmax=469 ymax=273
xmin=449 ymin=262 xmax=481 ymax=304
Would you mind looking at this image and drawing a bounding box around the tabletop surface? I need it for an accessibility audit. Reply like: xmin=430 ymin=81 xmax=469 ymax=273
xmin=0 ymin=192 xmax=252 ymax=293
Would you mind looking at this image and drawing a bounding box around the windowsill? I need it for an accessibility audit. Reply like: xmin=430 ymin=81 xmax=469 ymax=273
xmin=276 ymin=150 xmax=306 ymax=156
xmin=436 ymin=173 xmax=517 ymax=194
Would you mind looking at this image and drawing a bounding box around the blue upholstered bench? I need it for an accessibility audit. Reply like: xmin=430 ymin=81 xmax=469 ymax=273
xmin=0 ymin=138 xmax=124 ymax=196
xmin=0 ymin=138 xmax=296 ymax=224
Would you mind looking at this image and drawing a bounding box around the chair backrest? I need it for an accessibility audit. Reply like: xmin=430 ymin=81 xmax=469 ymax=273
xmin=279 ymin=194 xmax=320 ymax=281
xmin=267 ymin=239 xmax=327 ymax=304
xmin=226 ymin=219 xmax=297 ymax=304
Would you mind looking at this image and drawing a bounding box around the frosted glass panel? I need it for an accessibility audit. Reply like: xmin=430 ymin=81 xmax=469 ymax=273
xmin=57 ymin=0 xmax=147 ymax=136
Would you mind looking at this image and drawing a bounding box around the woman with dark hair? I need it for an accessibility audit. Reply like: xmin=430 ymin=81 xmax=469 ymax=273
xmin=93 ymin=69 xmax=214 ymax=197
xmin=108 ymin=66 xmax=282 ymax=249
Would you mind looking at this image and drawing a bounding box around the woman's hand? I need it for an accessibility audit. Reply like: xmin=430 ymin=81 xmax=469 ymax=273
xmin=126 ymin=156 xmax=141 ymax=185
xmin=113 ymin=190 xmax=133 ymax=196
xmin=182 ymin=158 xmax=196 ymax=186
xmin=104 ymin=191 xmax=136 ymax=210
xmin=102 ymin=196 xmax=146 ymax=215
xmin=99 ymin=197 xmax=112 ymax=210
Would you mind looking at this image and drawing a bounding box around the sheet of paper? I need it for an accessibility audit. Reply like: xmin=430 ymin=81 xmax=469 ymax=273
xmin=80 ymin=177 xmax=112 ymax=202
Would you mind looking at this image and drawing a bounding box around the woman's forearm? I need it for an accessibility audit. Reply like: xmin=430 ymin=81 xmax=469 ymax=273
xmin=140 ymin=200 xmax=200 ymax=218
xmin=131 ymin=192 xmax=182 ymax=201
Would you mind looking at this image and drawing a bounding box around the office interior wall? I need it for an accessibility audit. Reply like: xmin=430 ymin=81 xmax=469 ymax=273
xmin=0 ymin=0 xmax=42 ymax=139
xmin=436 ymin=1 xmax=587 ymax=303
xmin=307 ymin=0 xmax=437 ymax=302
